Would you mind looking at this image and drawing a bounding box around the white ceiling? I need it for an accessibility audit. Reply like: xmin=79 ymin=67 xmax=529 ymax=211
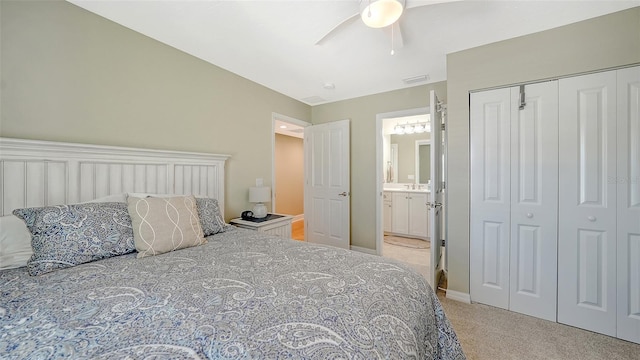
xmin=67 ymin=0 xmax=638 ymax=105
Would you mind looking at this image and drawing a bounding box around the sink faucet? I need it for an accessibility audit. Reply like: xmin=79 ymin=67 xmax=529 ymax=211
xmin=411 ymin=183 xmax=416 ymax=190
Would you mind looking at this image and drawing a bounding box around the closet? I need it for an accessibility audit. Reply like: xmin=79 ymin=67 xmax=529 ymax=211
xmin=470 ymin=66 xmax=639 ymax=344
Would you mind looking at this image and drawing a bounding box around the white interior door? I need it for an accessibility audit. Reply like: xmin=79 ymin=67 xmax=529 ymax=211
xmin=508 ymin=82 xmax=558 ymax=322
xmin=429 ymin=90 xmax=444 ymax=288
xmin=558 ymin=70 xmax=618 ymax=337
xmin=470 ymin=88 xmax=511 ymax=309
xmin=304 ymin=120 xmax=350 ymax=249
xmin=616 ymin=65 xmax=640 ymax=344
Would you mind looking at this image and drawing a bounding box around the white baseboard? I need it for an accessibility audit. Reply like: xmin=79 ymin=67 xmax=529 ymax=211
xmin=292 ymin=214 xmax=304 ymax=222
xmin=350 ymin=245 xmax=377 ymax=255
xmin=445 ymin=290 xmax=471 ymax=304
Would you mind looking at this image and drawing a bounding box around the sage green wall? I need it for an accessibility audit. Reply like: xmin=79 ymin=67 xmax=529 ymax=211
xmin=312 ymin=82 xmax=447 ymax=250
xmin=446 ymin=8 xmax=640 ymax=295
xmin=0 ymin=0 xmax=311 ymax=219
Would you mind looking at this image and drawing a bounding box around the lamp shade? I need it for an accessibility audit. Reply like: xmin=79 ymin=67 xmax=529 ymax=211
xmin=249 ymin=186 xmax=271 ymax=203
xmin=360 ymin=0 xmax=405 ymax=28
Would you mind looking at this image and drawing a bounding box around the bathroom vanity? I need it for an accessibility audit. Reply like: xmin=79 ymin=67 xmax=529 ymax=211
xmin=383 ymin=188 xmax=430 ymax=239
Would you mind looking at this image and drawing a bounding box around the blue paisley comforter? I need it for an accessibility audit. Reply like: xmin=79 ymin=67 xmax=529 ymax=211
xmin=0 ymin=227 xmax=465 ymax=359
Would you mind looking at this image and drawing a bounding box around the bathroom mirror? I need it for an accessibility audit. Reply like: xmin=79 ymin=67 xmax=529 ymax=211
xmin=389 ymin=132 xmax=430 ymax=184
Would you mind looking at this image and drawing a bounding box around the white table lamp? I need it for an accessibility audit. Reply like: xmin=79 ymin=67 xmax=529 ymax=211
xmin=249 ymin=186 xmax=270 ymax=218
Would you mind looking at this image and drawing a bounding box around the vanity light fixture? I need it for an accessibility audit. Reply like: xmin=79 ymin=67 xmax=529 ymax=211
xmin=393 ymin=121 xmax=431 ymax=135
xmin=393 ymin=124 xmax=405 ymax=135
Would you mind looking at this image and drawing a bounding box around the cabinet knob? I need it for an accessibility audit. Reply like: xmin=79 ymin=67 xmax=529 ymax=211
xmin=526 ymin=213 xmax=533 ymax=218
xmin=587 ymin=216 xmax=596 ymax=222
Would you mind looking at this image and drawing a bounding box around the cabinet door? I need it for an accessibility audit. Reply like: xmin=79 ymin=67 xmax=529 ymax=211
xmin=617 ymin=66 xmax=640 ymax=344
xmin=383 ymin=193 xmax=392 ymax=232
xmin=409 ymin=192 xmax=428 ymax=238
xmin=558 ymin=70 xmax=617 ymax=337
xmin=508 ymin=82 xmax=558 ymax=322
xmin=470 ymin=88 xmax=511 ymax=310
xmin=391 ymin=192 xmax=409 ymax=234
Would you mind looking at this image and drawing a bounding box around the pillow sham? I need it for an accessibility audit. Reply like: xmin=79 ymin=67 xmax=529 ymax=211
xmin=128 ymin=193 xmax=227 ymax=236
xmin=12 ymin=202 xmax=135 ymax=276
xmin=195 ymin=197 xmax=227 ymax=236
xmin=127 ymin=195 xmax=206 ymax=258
xmin=0 ymin=215 xmax=33 ymax=270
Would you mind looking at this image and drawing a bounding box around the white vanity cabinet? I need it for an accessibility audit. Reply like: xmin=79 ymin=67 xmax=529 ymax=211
xmin=389 ymin=191 xmax=429 ymax=239
xmin=383 ymin=192 xmax=392 ymax=232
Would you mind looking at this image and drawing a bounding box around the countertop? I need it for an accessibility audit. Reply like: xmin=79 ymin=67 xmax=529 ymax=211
xmin=383 ymin=188 xmax=430 ymax=193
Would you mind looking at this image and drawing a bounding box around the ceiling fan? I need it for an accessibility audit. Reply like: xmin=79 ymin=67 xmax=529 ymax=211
xmin=315 ymin=0 xmax=460 ymax=52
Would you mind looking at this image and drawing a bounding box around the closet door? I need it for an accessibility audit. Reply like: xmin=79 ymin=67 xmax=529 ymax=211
xmin=509 ymin=82 xmax=558 ymax=322
xmin=616 ymin=66 xmax=640 ymax=344
xmin=558 ymin=70 xmax=617 ymax=336
xmin=470 ymin=88 xmax=511 ymax=309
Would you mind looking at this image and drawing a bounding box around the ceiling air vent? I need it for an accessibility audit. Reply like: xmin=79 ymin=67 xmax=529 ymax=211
xmin=301 ymin=96 xmax=327 ymax=104
xmin=402 ymin=74 xmax=430 ymax=85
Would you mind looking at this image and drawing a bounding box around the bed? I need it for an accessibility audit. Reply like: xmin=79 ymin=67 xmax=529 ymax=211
xmin=0 ymin=138 xmax=464 ymax=359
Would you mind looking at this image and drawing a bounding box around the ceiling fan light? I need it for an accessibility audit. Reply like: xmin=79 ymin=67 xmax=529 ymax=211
xmin=361 ymin=0 xmax=404 ymax=28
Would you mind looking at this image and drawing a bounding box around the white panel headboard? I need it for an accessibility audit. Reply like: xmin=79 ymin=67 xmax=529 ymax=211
xmin=0 ymin=138 xmax=230 ymax=217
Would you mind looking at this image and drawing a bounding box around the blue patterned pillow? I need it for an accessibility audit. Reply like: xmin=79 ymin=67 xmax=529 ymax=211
xmin=12 ymin=202 xmax=135 ymax=276
xmin=195 ymin=198 xmax=227 ymax=236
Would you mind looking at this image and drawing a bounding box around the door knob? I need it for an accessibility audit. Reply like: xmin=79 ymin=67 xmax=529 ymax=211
xmin=587 ymin=216 xmax=596 ymax=222
xmin=338 ymin=192 xmax=349 ymax=197
xmin=426 ymin=202 xmax=442 ymax=209
xmin=526 ymin=213 xmax=533 ymax=218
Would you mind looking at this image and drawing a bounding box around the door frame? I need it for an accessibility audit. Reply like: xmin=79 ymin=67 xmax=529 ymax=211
xmin=271 ymin=112 xmax=311 ymax=213
xmin=375 ymin=107 xmax=429 ymax=256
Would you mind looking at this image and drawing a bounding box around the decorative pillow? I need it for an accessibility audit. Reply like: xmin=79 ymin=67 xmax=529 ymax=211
xmin=12 ymin=203 xmax=135 ymax=276
xmin=0 ymin=215 xmax=34 ymax=270
xmin=196 ymin=197 xmax=227 ymax=236
xmin=127 ymin=195 xmax=206 ymax=258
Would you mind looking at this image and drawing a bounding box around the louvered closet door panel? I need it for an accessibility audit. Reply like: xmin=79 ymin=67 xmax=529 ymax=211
xmin=470 ymin=88 xmax=511 ymax=309
xmin=617 ymin=66 xmax=640 ymax=344
xmin=509 ymin=82 xmax=559 ymax=322
xmin=558 ymin=70 xmax=617 ymax=337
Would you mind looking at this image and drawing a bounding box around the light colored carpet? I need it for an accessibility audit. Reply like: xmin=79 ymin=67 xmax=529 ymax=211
xmin=437 ymin=292 xmax=640 ymax=360
xmin=384 ymin=235 xmax=430 ymax=249
xmin=382 ymin=239 xmax=430 ymax=284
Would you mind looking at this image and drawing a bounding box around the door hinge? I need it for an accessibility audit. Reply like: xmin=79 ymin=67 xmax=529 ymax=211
xmin=519 ymin=85 xmax=526 ymax=110
xmin=441 ymin=239 xmax=446 ymax=247
xmin=441 ymin=123 xmax=445 ymax=131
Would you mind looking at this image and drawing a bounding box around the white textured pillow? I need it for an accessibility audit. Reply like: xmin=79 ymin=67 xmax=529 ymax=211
xmin=127 ymin=195 xmax=206 ymax=258
xmin=0 ymin=215 xmax=33 ymax=270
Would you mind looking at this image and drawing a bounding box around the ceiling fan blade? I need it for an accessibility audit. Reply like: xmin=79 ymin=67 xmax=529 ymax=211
xmin=315 ymin=12 xmax=360 ymax=46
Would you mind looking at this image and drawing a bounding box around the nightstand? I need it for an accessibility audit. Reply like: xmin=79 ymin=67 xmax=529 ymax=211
xmin=229 ymin=213 xmax=293 ymax=238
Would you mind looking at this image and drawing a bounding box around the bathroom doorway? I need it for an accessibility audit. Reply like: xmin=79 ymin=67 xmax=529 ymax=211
xmin=376 ymin=108 xmax=432 ymax=280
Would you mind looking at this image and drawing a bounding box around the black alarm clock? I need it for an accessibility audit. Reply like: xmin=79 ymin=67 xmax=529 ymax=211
xmin=241 ymin=210 xmax=254 ymax=220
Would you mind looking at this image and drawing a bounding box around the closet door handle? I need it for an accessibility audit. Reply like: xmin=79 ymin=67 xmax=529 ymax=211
xmin=526 ymin=213 xmax=533 ymax=218
xmin=587 ymin=216 xmax=596 ymax=222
